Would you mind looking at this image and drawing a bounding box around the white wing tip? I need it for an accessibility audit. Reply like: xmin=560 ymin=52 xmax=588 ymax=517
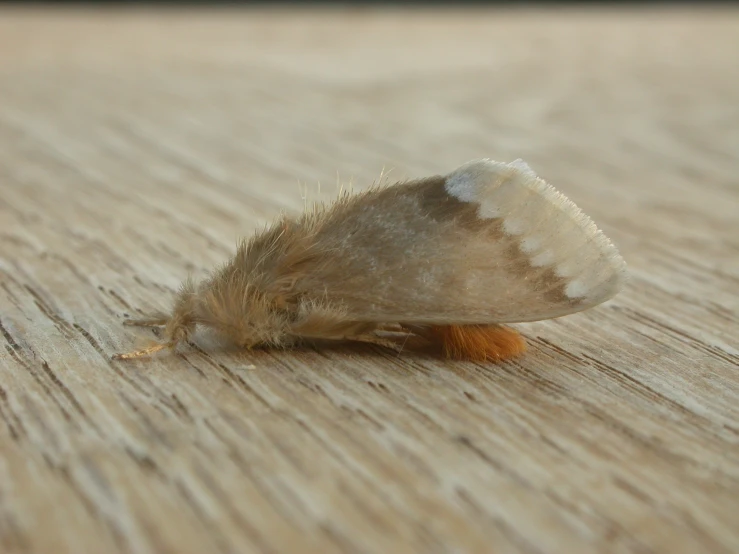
xmin=444 ymin=157 xmax=628 ymax=309
xmin=444 ymin=158 xmax=535 ymax=202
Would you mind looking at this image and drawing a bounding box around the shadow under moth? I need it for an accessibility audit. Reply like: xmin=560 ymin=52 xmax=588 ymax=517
xmin=114 ymin=159 xmax=627 ymax=363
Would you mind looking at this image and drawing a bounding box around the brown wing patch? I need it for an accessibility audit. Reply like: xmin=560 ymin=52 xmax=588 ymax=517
xmin=412 ymin=176 xmax=491 ymax=232
xmin=413 ymin=176 xmax=573 ymax=306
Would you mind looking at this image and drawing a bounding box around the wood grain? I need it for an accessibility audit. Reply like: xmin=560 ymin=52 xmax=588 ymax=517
xmin=1 ymin=6 xmax=738 ymax=554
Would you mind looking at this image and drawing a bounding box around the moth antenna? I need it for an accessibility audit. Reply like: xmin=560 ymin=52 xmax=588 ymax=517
xmin=112 ymin=342 xmax=169 ymax=361
xmin=115 ymin=278 xmax=197 ymax=361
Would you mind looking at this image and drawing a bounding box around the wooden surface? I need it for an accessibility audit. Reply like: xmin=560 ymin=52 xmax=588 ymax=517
xmin=1 ymin=6 xmax=738 ymax=554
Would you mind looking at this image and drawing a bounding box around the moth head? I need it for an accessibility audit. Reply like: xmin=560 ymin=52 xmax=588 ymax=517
xmin=195 ymin=272 xmax=291 ymax=349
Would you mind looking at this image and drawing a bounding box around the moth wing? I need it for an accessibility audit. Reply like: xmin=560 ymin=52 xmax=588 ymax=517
xmin=297 ymin=158 xmax=628 ymax=324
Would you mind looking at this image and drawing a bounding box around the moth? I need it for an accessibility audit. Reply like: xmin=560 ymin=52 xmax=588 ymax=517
xmin=114 ymin=159 xmax=627 ymax=363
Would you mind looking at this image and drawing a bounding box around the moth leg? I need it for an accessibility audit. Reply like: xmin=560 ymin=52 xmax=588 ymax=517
xmin=287 ymin=301 xmax=412 ymax=354
xmin=374 ymin=323 xmax=405 ymax=333
xmin=112 ymin=341 xmax=171 ymax=360
xmin=344 ymin=333 xmax=407 ymax=354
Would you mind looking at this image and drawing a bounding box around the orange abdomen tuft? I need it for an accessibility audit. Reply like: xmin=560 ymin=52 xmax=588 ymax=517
xmin=427 ymin=324 xmax=526 ymax=362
